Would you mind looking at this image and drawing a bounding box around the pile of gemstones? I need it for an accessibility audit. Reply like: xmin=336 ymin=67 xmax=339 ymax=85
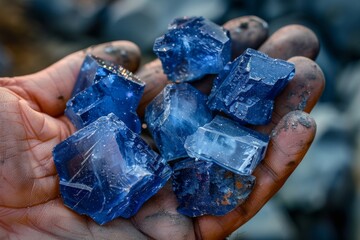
xmin=53 ymin=16 xmax=295 ymax=224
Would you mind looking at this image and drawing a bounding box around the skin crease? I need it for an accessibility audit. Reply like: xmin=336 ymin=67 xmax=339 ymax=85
xmin=0 ymin=16 xmax=325 ymax=240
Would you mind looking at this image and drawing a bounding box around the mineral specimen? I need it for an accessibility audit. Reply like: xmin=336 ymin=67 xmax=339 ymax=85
xmin=172 ymin=158 xmax=255 ymax=217
xmin=71 ymin=54 xmax=129 ymax=97
xmin=153 ymin=16 xmax=231 ymax=82
xmin=208 ymin=48 xmax=295 ymax=125
xmin=184 ymin=115 xmax=269 ymax=175
xmin=65 ymin=66 xmax=145 ymax=133
xmin=53 ymin=16 xmax=294 ymax=222
xmin=145 ymin=83 xmax=213 ymax=161
xmin=53 ymin=113 xmax=172 ymax=225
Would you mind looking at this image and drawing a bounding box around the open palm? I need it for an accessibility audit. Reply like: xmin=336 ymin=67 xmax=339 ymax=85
xmin=0 ymin=16 xmax=324 ymax=240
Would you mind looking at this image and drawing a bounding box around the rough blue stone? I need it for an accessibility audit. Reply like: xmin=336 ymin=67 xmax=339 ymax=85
xmin=184 ymin=115 xmax=269 ymax=175
xmin=145 ymin=83 xmax=213 ymax=161
xmin=71 ymin=54 xmax=130 ymax=97
xmin=53 ymin=113 xmax=172 ymax=225
xmin=172 ymin=158 xmax=255 ymax=217
xmin=208 ymin=48 xmax=295 ymax=125
xmin=153 ymin=16 xmax=231 ymax=82
xmin=65 ymin=67 xmax=145 ymax=133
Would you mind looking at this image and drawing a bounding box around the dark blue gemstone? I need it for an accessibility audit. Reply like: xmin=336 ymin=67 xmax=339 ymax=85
xmin=184 ymin=115 xmax=269 ymax=175
xmin=145 ymin=83 xmax=213 ymax=161
xmin=208 ymin=48 xmax=295 ymax=125
xmin=71 ymin=54 xmax=130 ymax=97
xmin=153 ymin=16 xmax=231 ymax=82
xmin=172 ymin=158 xmax=255 ymax=217
xmin=66 ymin=68 xmax=145 ymax=133
xmin=53 ymin=113 xmax=172 ymax=225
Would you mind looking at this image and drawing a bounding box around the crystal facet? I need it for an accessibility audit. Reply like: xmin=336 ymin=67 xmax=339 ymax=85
xmin=208 ymin=48 xmax=295 ymax=125
xmin=153 ymin=16 xmax=231 ymax=82
xmin=172 ymin=158 xmax=255 ymax=217
xmin=145 ymin=83 xmax=213 ymax=161
xmin=53 ymin=113 xmax=172 ymax=225
xmin=65 ymin=68 xmax=145 ymax=133
xmin=71 ymin=54 xmax=133 ymax=97
xmin=184 ymin=115 xmax=269 ymax=175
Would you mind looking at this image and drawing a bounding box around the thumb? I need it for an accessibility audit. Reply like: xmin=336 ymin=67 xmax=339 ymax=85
xmin=1 ymin=41 xmax=141 ymax=117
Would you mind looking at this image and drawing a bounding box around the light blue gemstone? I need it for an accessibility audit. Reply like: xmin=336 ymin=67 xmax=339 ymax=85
xmin=184 ymin=115 xmax=269 ymax=175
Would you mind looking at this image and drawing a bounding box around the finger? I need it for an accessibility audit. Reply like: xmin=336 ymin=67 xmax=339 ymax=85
xmin=223 ymin=15 xmax=269 ymax=59
xmin=0 ymin=199 xmax=148 ymax=239
xmin=87 ymin=42 xmax=141 ymax=73
xmin=1 ymin=41 xmax=141 ymax=117
xmin=256 ymin=56 xmax=325 ymax=135
xmin=132 ymin=182 xmax=196 ymax=240
xmin=137 ymin=59 xmax=171 ymax=118
xmin=193 ymin=24 xmax=320 ymax=95
xmin=194 ymin=111 xmax=316 ymax=240
xmin=258 ymin=24 xmax=320 ymax=60
xmin=0 ymin=89 xmax=70 ymax=208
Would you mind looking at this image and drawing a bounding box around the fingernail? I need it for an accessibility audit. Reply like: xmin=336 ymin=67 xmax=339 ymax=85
xmin=248 ymin=16 xmax=268 ymax=29
xmin=85 ymin=41 xmax=141 ymax=72
xmin=271 ymin=111 xmax=315 ymax=138
xmin=104 ymin=44 xmax=128 ymax=57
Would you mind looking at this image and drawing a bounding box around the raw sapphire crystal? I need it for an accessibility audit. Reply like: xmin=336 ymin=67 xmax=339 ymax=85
xmin=145 ymin=83 xmax=213 ymax=161
xmin=184 ymin=115 xmax=269 ymax=175
xmin=153 ymin=16 xmax=231 ymax=82
xmin=71 ymin=54 xmax=130 ymax=97
xmin=53 ymin=113 xmax=172 ymax=225
xmin=65 ymin=58 xmax=145 ymax=133
xmin=172 ymin=158 xmax=255 ymax=217
xmin=208 ymin=48 xmax=295 ymax=125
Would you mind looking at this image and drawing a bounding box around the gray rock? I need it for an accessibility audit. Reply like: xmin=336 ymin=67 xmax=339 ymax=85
xmin=310 ymin=0 xmax=360 ymax=57
xmin=228 ymin=199 xmax=296 ymax=240
xmin=277 ymin=103 xmax=354 ymax=212
xmin=28 ymin=0 xmax=106 ymax=36
xmin=336 ymin=60 xmax=360 ymax=132
xmin=0 ymin=44 xmax=12 ymax=76
xmin=102 ymin=0 xmax=228 ymax=51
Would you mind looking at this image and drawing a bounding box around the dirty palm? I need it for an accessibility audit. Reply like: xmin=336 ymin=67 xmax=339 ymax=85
xmin=0 ymin=15 xmax=324 ymax=240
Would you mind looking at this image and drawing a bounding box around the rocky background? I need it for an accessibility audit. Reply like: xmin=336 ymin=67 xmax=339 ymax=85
xmin=0 ymin=0 xmax=359 ymax=239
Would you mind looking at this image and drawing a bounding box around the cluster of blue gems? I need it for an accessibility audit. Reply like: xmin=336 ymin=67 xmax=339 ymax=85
xmin=53 ymin=15 xmax=295 ymax=224
xmin=148 ymin=16 xmax=295 ymax=217
xmin=53 ymin=55 xmax=172 ymax=224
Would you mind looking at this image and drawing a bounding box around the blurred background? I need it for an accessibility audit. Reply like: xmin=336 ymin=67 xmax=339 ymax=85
xmin=0 ymin=0 xmax=359 ymax=239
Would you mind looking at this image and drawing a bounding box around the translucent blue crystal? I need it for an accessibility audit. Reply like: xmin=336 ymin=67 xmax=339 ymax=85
xmin=71 ymin=54 xmax=130 ymax=97
xmin=65 ymin=67 xmax=145 ymax=133
xmin=53 ymin=113 xmax=172 ymax=225
xmin=153 ymin=16 xmax=231 ymax=82
xmin=172 ymin=158 xmax=255 ymax=217
xmin=145 ymin=83 xmax=213 ymax=161
xmin=208 ymin=48 xmax=295 ymax=125
xmin=184 ymin=115 xmax=269 ymax=175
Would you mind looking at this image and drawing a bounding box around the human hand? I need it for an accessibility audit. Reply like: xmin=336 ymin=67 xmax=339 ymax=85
xmin=0 ymin=16 xmax=324 ymax=240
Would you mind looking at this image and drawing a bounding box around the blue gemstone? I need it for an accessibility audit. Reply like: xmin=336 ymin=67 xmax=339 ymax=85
xmin=153 ymin=16 xmax=231 ymax=82
xmin=145 ymin=83 xmax=213 ymax=161
xmin=184 ymin=115 xmax=269 ymax=175
xmin=53 ymin=113 xmax=172 ymax=225
xmin=172 ymin=158 xmax=255 ymax=217
xmin=208 ymin=48 xmax=295 ymax=125
xmin=65 ymin=68 xmax=145 ymax=133
xmin=71 ymin=54 xmax=130 ymax=97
